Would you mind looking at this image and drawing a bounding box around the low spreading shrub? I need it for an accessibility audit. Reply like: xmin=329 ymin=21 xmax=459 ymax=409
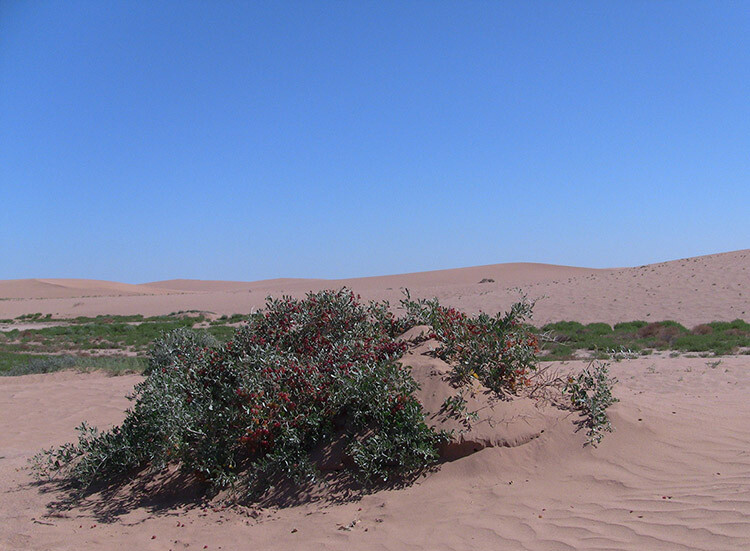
xmin=692 ymin=324 xmax=713 ymax=335
xmin=585 ymin=322 xmax=613 ymax=336
xmin=32 ymin=290 xmax=543 ymax=495
xmin=32 ymin=290 xmax=447 ymax=494
xmin=637 ymin=321 xmax=687 ymax=344
xmin=538 ymin=317 xmax=750 ymax=358
xmin=31 ymin=289 xmax=619 ymax=500
xmin=0 ymin=354 xmax=146 ymax=376
xmin=6 ymin=354 xmax=76 ymax=375
xmin=612 ymin=320 xmax=648 ymax=332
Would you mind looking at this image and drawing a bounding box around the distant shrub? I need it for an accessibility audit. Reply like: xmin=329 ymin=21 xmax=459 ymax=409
xmin=538 ymin=318 xmax=748 ymax=359
xmin=17 ymin=312 xmax=45 ymax=321
xmin=1 ymin=354 xmax=146 ymax=377
xmin=708 ymin=319 xmax=750 ymax=332
xmin=6 ymin=355 xmax=76 ymax=376
xmin=543 ymin=321 xmax=585 ymax=333
xmin=547 ymin=344 xmax=574 ymax=359
xmin=613 ymin=321 xmax=648 ymax=333
xmin=584 ymin=322 xmax=613 ymax=336
xmin=637 ymin=321 xmax=687 ymax=345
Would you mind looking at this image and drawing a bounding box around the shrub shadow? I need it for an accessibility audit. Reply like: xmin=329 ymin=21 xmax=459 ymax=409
xmin=34 ymin=466 xmax=209 ymax=523
xmin=31 ymin=462 xmax=440 ymax=522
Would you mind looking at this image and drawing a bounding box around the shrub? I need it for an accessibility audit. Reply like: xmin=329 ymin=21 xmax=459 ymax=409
xmin=1 ymin=353 xmax=147 ymax=377
xmin=543 ymin=321 xmax=585 ymax=334
xmin=32 ymin=290 xmax=448 ymax=494
xmin=564 ymin=360 xmax=618 ymax=445
xmin=547 ymin=344 xmax=574 ymax=359
xmin=708 ymin=319 xmax=750 ymax=332
xmin=6 ymin=354 xmax=76 ymax=375
xmin=692 ymin=324 xmax=713 ymax=335
xmin=637 ymin=321 xmax=687 ymax=345
xmin=585 ymin=322 xmax=613 ymax=336
xmin=613 ymin=321 xmax=648 ymax=333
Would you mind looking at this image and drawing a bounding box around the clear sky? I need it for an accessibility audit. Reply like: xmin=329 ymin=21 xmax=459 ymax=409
xmin=1 ymin=1 xmax=748 ymax=283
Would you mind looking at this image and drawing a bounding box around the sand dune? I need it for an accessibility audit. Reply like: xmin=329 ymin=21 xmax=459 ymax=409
xmin=1 ymin=249 xmax=749 ymax=549
xmin=143 ymin=278 xmax=326 ymax=293
xmin=0 ymin=279 xmax=170 ymax=300
xmin=1 ymin=250 xmax=748 ymax=326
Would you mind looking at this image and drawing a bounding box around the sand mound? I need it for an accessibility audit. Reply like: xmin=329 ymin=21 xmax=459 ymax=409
xmin=398 ymin=327 xmax=552 ymax=460
xmin=297 ymin=327 xmax=553 ymax=476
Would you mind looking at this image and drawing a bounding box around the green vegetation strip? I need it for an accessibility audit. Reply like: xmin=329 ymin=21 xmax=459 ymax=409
xmin=540 ymin=319 xmax=750 ymax=359
xmin=0 ymin=352 xmax=146 ymax=376
xmin=0 ymin=314 xmax=235 ymax=355
xmin=2 ymin=311 xmax=748 ymax=376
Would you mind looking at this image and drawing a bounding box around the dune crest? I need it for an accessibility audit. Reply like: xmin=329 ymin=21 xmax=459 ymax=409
xmin=1 ymin=249 xmax=747 ymax=326
xmin=0 ymin=278 xmax=170 ymax=300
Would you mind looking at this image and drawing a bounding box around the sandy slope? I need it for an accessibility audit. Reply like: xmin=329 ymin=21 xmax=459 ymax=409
xmin=145 ymin=278 xmax=327 ymax=293
xmin=1 ymin=250 xmax=748 ymax=326
xmin=0 ymin=279 xmax=171 ymax=300
xmin=2 ymin=355 xmax=750 ymax=550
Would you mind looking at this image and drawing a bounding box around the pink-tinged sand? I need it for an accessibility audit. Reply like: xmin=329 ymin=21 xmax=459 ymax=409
xmin=1 ymin=249 xmax=748 ymax=327
xmin=2 ymin=355 xmax=750 ymax=550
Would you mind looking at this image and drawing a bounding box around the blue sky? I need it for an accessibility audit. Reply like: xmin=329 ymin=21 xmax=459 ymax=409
xmin=1 ymin=1 xmax=748 ymax=283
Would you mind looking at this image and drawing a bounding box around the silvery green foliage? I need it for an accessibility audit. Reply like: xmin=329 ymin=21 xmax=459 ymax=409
xmin=31 ymin=290 xmax=446 ymax=493
xmin=31 ymin=289 xmax=541 ymax=497
xmin=564 ymin=361 xmax=619 ymax=445
xmin=146 ymin=327 xmax=219 ymax=375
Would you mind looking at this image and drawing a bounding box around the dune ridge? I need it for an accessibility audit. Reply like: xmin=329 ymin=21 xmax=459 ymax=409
xmin=0 ymin=278 xmax=171 ymax=300
xmin=1 ymin=249 xmax=747 ymax=326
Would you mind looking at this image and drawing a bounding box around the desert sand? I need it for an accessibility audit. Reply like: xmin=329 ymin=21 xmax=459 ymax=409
xmin=2 ymin=249 xmax=748 ymax=327
xmin=1 ymin=249 xmax=749 ymax=550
